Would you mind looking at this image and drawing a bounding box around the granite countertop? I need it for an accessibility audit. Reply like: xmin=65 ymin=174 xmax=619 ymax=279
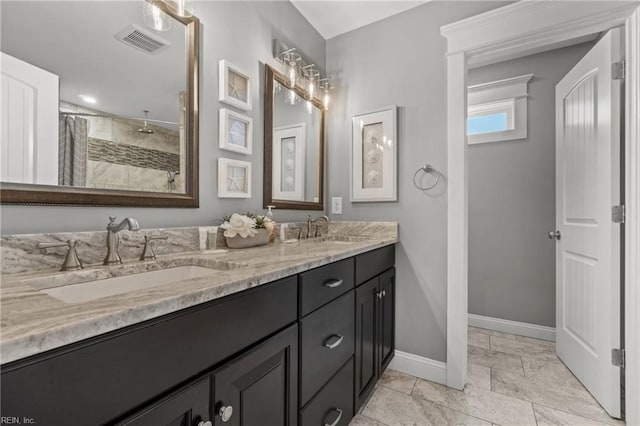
xmin=0 ymin=224 xmax=397 ymax=364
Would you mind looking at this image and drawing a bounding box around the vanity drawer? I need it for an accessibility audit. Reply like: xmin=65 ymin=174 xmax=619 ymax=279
xmin=355 ymin=245 xmax=395 ymax=285
xmin=299 ymin=290 xmax=355 ymax=406
xmin=300 ymin=358 xmax=354 ymax=426
xmin=299 ymin=258 xmax=354 ymax=316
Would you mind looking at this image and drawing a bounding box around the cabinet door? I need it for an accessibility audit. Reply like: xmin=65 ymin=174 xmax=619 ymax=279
xmin=114 ymin=375 xmax=211 ymax=426
xmin=213 ymin=324 xmax=298 ymax=426
xmin=354 ymin=277 xmax=378 ymax=411
xmin=378 ymin=268 xmax=395 ymax=373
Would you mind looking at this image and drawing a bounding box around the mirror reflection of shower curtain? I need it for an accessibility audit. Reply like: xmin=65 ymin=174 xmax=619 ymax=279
xmin=58 ymin=115 xmax=88 ymax=186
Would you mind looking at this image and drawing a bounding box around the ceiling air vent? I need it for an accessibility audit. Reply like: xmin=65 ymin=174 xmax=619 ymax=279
xmin=115 ymin=24 xmax=171 ymax=55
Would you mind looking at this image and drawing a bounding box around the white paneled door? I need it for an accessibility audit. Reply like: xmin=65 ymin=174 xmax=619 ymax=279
xmin=1 ymin=52 xmax=59 ymax=185
xmin=555 ymin=28 xmax=622 ymax=418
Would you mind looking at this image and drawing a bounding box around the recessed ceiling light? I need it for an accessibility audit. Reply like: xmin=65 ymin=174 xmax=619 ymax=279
xmin=79 ymin=94 xmax=97 ymax=104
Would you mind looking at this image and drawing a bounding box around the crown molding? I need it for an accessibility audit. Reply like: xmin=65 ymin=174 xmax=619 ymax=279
xmin=441 ymin=1 xmax=639 ymax=68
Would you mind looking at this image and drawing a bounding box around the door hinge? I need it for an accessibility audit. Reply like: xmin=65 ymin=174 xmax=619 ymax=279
xmin=612 ymin=61 xmax=625 ymax=80
xmin=612 ymin=348 xmax=625 ymax=368
xmin=612 ymin=205 xmax=625 ymax=224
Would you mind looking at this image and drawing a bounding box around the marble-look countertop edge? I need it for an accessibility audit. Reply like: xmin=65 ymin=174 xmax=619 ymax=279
xmin=1 ymin=237 xmax=397 ymax=364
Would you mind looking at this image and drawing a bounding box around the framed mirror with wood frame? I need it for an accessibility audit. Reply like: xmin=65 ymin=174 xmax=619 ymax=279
xmin=0 ymin=1 xmax=199 ymax=207
xmin=263 ymin=65 xmax=324 ymax=210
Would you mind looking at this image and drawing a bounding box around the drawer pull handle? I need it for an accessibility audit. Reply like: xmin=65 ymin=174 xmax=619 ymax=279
xmin=324 ymin=334 xmax=344 ymax=349
xmin=324 ymin=278 xmax=344 ymax=288
xmin=324 ymin=408 xmax=343 ymax=426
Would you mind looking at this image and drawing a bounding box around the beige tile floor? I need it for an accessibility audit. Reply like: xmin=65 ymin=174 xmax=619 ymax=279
xmin=350 ymin=327 xmax=625 ymax=426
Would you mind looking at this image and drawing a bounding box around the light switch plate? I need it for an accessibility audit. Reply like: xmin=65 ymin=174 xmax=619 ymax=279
xmin=331 ymin=197 xmax=342 ymax=214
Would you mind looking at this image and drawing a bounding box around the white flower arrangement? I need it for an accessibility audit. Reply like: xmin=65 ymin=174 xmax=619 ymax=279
xmin=221 ymin=213 xmax=275 ymax=239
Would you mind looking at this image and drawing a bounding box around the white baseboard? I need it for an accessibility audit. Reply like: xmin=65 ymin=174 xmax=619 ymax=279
xmin=388 ymin=350 xmax=447 ymax=385
xmin=468 ymin=313 xmax=556 ymax=342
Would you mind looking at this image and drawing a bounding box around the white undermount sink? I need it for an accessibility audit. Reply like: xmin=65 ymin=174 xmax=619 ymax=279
xmin=42 ymin=266 xmax=218 ymax=303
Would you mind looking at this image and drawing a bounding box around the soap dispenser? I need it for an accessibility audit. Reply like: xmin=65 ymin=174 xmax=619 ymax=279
xmin=266 ymin=205 xmax=277 ymax=242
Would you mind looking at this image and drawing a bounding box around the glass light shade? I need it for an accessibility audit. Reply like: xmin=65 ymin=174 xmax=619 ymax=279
xmin=143 ymin=0 xmax=172 ymax=32
xmin=165 ymin=0 xmax=194 ymax=17
xmin=308 ymin=79 xmax=316 ymax=99
xmin=323 ymin=91 xmax=330 ymax=110
xmin=287 ymin=64 xmax=297 ymax=88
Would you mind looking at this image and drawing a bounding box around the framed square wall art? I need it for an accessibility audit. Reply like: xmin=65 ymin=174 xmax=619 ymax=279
xmin=351 ymin=106 xmax=397 ymax=202
xmin=219 ymin=108 xmax=253 ymax=155
xmin=218 ymin=158 xmax=251 ymax=198
xmin=219 ymin=60 xmax=251 ymax=111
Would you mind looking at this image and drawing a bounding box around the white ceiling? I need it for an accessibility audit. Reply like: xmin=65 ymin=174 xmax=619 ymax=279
xmin=290 ymin=0 xmax=429 ymax=40
xmin=1 ymin=1 xmax=186 ymax=126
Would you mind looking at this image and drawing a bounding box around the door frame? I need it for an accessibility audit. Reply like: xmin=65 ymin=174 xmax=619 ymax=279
xmin=441 ymin=2 xmax=640 ymax=424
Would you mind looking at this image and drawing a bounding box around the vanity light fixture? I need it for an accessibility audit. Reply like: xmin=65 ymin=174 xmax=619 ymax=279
xmin=273 ymin=38 xmax=334 ymax=110
xmin=319 ymin=78 xmax=333 ymax=110
xmin=280 ymin=49 xmax=302 ymax=88
xmin=164 ymin=0 xmax=194 ymax=18
xmin=302 ymin=65 xmax=319 ymax=99
xmin=142 ymin=0 xmax=172 ymax=32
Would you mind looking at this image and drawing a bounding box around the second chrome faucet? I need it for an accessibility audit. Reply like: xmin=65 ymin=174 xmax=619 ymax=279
xmin=104 ymin=217 xmax=141 ymax=265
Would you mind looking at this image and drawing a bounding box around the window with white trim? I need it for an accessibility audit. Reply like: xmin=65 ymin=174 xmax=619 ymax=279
xmin=467 ymin=74 xmax=532 ymax=144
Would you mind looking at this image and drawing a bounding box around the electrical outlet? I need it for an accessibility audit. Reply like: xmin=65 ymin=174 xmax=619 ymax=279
xmin=331 ymin=197 xmax=342 ymax=214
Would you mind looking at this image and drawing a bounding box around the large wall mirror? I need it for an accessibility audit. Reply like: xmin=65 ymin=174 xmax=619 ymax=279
xmin=0 ymin=1 xmax=199 ymax=207
xmin=264 ymin=65 xmax=324 ymax=210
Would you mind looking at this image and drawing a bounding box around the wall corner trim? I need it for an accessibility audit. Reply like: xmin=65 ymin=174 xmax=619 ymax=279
xmin=468 ymin=314 xmax=556 ymax=342
xmin=388 ymin=350 xmax=447 ymax=385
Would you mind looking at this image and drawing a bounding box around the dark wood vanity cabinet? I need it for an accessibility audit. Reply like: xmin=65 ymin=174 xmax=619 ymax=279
xmin=114 ymin=375 xmax=211 ymax=426
xmin=354 ymin=247 xmax=396 ymax=411
xmin=0 ymin=245 xmax=396 ymax=426
xmin=212 ymin=324 xmax=298 ymax=426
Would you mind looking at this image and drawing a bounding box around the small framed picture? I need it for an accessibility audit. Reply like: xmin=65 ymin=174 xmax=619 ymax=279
xmin=218 ymin=158 xmax=251 ymax=198
xmin=219 ymin=108 xmax=253 ymax=155
xmin=219 ymin=60 xmax=251 ymax=111
xmin=351 ymin=106 xmax=397 ymax=202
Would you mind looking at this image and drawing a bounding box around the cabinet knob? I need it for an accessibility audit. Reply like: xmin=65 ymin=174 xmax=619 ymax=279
xmin=382 ymin=290 xmax=386 ymax=297
xmin=197 ymin=421 xmax=213 ymax=426
xmin=217 ymin=404 xmax=233 ymax=422
xmin=377 ymin=291 xmax=383 ymax=299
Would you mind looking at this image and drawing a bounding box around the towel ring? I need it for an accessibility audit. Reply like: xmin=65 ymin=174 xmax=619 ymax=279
xmin=413 ymin=164 xmax=440 ymax=191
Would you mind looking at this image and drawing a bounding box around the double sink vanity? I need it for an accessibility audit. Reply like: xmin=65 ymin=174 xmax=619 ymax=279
xmin=0 ymin=3 xmax=397 ymax=425
xmin=0 ymin=221 xmax=397 ymax=425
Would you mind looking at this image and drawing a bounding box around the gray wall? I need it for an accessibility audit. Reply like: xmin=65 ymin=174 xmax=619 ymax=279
xmin=0 ymin=1 xmax=326 ymax=235
xmin=326 ymin=1 xmax=509 ymax=362
xmin=467 ymin=43 xmax=595 ymax=328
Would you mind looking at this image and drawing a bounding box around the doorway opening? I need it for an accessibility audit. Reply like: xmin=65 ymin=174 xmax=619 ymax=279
xmin=466 ymin=36 xmax=622 ymax=423
xmin=442 ymin=3 xmax=640 ymax=425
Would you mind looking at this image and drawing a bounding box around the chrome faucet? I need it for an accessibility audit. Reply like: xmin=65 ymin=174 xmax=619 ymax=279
xmin=104 ymin=216 xmax=140 ymax=265
xmin=312 ymin=215 xmax=330 ymax=237
xmin=298 ymin=215 xmax=331 ymax=239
